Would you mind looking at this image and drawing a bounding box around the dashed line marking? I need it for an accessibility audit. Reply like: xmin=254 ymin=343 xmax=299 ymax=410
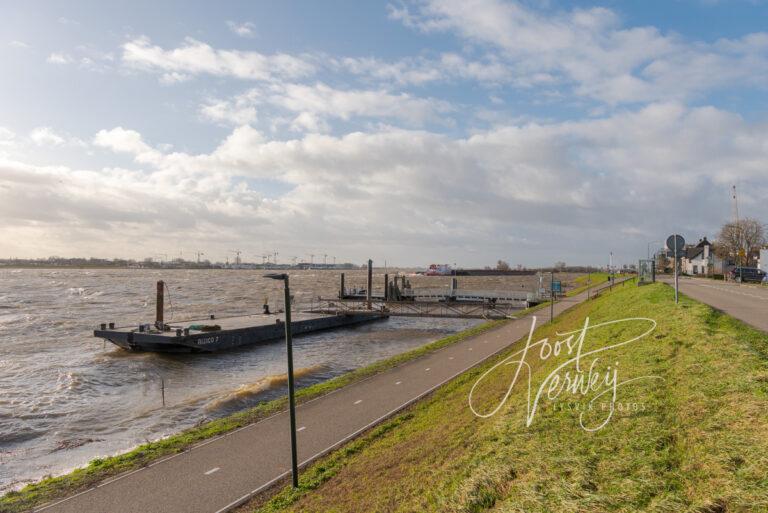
xmin=425 ymin=367 xmax=431 ymax=371
xmin=354 ymin=399 xmax=362 ymax=405
xmin=296 ymin=426 xmax=306 ymax=432
xmin=395 ymin=381 xmax=402 ymax=385
xmin=468 ymin=348 xmax=473 ymax=351
xmin=204 ymin=467 xmax=220 ymax=476
xmin=448 ymin=356 xmax=454 ymax=360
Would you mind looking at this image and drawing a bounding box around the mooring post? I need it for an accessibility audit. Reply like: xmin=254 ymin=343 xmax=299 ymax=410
xmin=339 ymin=273 xmax=345 ymax=299
xmin=384 ymin=273 xmax=389 ymax=301
xmin=366 ymin=259 xmax=373 ymax=309
xmin=156 ymin=280 xmax=164 ymax=329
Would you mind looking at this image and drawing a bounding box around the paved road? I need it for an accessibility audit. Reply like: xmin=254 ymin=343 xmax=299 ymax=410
xmin=36 ymin=280 xmax=620 ymax=513
xmin=661 ymin=277 xmax=768 ymax=332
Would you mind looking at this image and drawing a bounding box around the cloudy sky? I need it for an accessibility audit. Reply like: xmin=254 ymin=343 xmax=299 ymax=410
xmin=1 ymin=0 xmax=767 ymax=267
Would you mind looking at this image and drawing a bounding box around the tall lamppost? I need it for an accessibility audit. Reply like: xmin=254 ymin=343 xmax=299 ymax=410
xmin=264 ymin=273 xmax=299 ymax=488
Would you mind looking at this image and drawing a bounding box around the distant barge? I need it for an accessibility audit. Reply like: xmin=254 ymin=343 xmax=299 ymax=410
xmin=94 ymin=279 xmax=385 ymax=353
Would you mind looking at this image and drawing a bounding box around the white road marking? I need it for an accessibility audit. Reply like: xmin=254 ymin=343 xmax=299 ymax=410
xmin=296 ymin=426 xmax=306 ymax=432
xmin=468 ymin=348 xmax=473 ymax=351
xmin=395 ymin=381 xmax=402 ymax=385
xmin=448 ymin=356 xmax=454 ymax=360
xmin=354 ymin=399 xmax=362 ymax=405
xmin=204 ymin=467 xmax=220 ymax=476
xmin=425 ymin=367 xmax=430 ymax=371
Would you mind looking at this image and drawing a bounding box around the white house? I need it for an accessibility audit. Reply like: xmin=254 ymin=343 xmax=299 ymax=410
xmin=680 ymin=237 xmax=731 ymax=276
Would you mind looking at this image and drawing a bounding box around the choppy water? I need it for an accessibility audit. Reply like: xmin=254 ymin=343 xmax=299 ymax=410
xmin=0 ymin=268 xmax=550 ymax=493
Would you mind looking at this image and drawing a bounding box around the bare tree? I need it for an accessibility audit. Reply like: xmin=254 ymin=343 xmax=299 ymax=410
xmin=715 ymin=217 xmax=766 ymax=265
xmin=655 ymin=251 xmax=669 ymax=273
xmin=554 ymin=261 xmax=567 ymax=271
xmin=496 ymin=260 xmax=511 ymax=271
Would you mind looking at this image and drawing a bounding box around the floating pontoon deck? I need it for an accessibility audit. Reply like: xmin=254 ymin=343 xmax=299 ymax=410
xmin=94 ymin=311 xmax=385 ymax=353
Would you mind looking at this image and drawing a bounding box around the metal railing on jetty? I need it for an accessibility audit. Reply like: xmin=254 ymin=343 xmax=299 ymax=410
xmin=304 ymin=260 xmax=547 ymax=320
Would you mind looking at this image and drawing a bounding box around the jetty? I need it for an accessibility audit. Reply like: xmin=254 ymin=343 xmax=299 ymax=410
xmin=93 ymin=280 xmax=385 ymax=353
xmin=309 ymin=261 xmax=545 ymax=320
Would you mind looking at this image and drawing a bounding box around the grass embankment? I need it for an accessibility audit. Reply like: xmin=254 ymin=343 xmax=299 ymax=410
xmin=0 ymin=320 xmax=512 ymax=513
xmin=250 ymin=283 xmax=768 ymax=513
xmin=565 ymin=273 xmax=629 ymax=297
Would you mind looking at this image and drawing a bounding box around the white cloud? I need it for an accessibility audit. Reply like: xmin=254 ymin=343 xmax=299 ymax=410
xmin=29 ymin=127 xmax=66 ymax=146
xmin=198 ymin=82 xmax=454 ymax=130
xmin=159 ymin=72 xmax=190 ymax=84
xmin=93 ymin=127 xmax=162 ymax=163
xmin=121 ymin=36 xmax=314 ymax=82
xmin=0 ymin=127 xmax=15 ymax=147
xmin=391 ymin=0 xmax=768 ymax=104
xmin=47 ymin=52 xmax=73 ymax=65
xmin=200 ymin=99 xmax=258 ymax=125
xmin=337 ymin=53 xmax=513 ymax=86
xmin=3 ymin=107 xmax=768 ymax=263
xmin=267 ymin=82 xmax=453 ymax=125
xmin=9 ymin=40 xmax=30 ymax=49
xmin=227 ymin=21 xmax=256 ymax=38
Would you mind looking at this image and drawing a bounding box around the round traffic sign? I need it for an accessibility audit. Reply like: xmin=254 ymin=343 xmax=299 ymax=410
xmin=666 ymin=234 xmax=685 ymax=253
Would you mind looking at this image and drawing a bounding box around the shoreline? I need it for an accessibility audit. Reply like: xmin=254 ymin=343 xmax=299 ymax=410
xmin=1 ymin=315 xmax=517 ymax=513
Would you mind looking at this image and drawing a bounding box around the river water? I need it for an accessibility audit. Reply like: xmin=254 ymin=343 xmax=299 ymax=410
xmin=0 ymin=268 xmax=554 ymax=493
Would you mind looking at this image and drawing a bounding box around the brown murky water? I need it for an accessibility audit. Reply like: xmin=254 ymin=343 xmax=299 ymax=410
xmin=0 ymin=268 xmax=578 ymax=492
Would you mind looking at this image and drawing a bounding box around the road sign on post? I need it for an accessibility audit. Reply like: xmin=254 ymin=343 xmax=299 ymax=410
xmin=666 ymin=234 xmax=685 ymax=304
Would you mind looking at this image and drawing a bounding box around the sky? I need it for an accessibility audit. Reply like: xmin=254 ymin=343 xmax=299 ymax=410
xmin=1 ymin=0 xmax=767 ymax=267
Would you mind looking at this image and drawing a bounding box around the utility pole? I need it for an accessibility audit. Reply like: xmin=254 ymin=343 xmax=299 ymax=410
xmin=732 ymin=184 xmax=743 ymax=269
xmin=309 ymin=254 xmax=314 ymax=267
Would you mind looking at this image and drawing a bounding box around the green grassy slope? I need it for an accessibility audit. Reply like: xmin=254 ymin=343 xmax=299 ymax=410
xmin=252 ymin=283 xmax=768 ymax=513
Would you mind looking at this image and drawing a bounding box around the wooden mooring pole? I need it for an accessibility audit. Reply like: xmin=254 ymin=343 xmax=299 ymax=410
xmin=339 ymin=273 xmax=345 ymax=299
xmin=367 ymin=259 xmax=373 ymax=310
xmin=384 ymin=273 xmax=389 ymax=301
xmin=156 ymin=280 xmax=164 ymax=329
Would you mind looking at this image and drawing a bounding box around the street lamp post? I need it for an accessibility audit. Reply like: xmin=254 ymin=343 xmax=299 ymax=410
xmin=609 ymin=251 xmax=614 ymax=290
xmin=264 ymin=273 xmax=299 ymax=488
